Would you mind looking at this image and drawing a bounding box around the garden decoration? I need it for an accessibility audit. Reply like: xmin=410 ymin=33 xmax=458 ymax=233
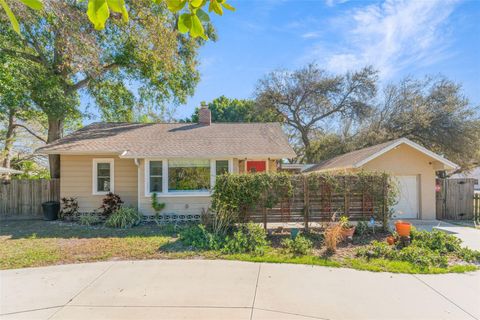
xmin=386 ymin=235 xmax=395 ymax=245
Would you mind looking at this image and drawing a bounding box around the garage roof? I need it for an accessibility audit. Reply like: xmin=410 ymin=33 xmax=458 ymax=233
xmin=305 ymin=138 xmax=458 ymax=172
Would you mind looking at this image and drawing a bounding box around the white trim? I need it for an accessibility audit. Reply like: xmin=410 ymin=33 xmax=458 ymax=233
xmin=354 ymin=138 xmax=458 ymax=170
xmin=144 ymin=158 xmax=233 ymax=198
xmin=92 ymin=158 xmax=114 ymax=195
xmin=144 ymin=158 xmax=166 ymax=197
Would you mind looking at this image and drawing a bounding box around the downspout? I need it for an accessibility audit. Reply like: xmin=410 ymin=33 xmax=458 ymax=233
xmin=134 ymin=158 xmax=140 ymax=211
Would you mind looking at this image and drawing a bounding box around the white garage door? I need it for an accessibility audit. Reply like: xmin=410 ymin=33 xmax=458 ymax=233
xmin=393 ymin=175 xmax=419 ymax=219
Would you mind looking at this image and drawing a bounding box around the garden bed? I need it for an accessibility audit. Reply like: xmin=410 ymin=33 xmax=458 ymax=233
xmin=1 ymin=220 xmax=478 ymax=274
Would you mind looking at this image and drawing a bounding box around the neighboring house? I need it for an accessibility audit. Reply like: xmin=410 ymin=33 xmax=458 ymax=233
xmin=36 ymin=106 xmax=296 ymax=215
xmin=305 ymin=138 xmax=458 ymax=220
xmin=451 ymin=166 xmax=480 ymax=193
xmin=279 ymin=163 xmax=315 ymax=173
xmin=0 ymin=167 xmax=23 ymax=175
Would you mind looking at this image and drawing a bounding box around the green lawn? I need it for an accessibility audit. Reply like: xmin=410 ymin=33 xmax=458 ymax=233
xmin=0 ymin=220 xmax=477 ymax=274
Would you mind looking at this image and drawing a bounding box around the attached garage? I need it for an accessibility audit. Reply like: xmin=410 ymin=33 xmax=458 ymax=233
xmin=305 ymin=138 xmax=458 ymax=220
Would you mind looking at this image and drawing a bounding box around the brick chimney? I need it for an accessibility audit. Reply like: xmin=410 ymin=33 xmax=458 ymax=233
xmin=198 ymin=102 xmax=211 ymax=126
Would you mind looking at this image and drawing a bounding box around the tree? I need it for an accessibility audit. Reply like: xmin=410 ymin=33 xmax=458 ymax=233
xmin=184 ymin=96 xmax=282 ymax=123
xmin=0 ymin=53 xmax=45 ymax=173
xmin=0 ymin=0 xmax=210 ymax=178
xmin=254 ymin=64 xmax=378 ymax=162
xmin=355 ymin=76 xmax=480 ymax=169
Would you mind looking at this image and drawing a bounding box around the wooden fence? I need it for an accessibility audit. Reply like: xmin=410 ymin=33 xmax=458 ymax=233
xmin=0 ymin=179 xmax=60 ymax=220
xmin=243 ymin=174 xmax=388 ymax=228
xmin=436 ymin=178 xmax=478 ymax=220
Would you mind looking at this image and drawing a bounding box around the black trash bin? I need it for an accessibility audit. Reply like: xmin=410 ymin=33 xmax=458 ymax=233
xmin=42 ymin=201 xmax=60 ymax=221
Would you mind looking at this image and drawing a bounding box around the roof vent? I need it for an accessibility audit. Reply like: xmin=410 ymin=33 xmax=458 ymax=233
xmin=198 ymin=102 xmax=211 ymax=126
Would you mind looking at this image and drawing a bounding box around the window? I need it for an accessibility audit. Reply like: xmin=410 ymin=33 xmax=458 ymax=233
xmin=149 ymin=161 xmax=163 ymax=193
xmin=168 ymin=159 xmax=210 ymax=192
xmin=93 ymin=159 xmax=114 ymax=194
xmin=215 ymin=160 xmax=229 ymax=176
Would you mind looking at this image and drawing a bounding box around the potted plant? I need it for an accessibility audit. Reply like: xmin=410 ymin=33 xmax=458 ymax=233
xmin=395 ymin=220 xmax=412 ymax=237
xmin=339 ymin=216 xmax=355 ymax=239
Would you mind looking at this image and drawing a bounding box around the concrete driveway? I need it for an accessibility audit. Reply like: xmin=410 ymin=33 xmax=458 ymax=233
xmin=1 ymin=260 xmax=479 ymax=320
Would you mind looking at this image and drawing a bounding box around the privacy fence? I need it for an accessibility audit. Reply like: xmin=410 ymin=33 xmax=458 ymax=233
xmin=436 ymin=178 xmax=478 ymax=221
xmin=212 ymin=173 xmax=394 ymax=230
xmin=0 ymin=179 xmax=60 ymax=220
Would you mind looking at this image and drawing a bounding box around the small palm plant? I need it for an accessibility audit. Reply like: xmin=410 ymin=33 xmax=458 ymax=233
xmin=151 ymin=193 xmax=166 ymax=224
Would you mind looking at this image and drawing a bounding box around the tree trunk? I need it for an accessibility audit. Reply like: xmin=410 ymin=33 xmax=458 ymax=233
xmin=2 ymin=110 xmax=16 ymax=171
xmin=300 ymin=130 xmax=312 ymax=163
xmin=47 ymin=116 xmax=64 ymax=179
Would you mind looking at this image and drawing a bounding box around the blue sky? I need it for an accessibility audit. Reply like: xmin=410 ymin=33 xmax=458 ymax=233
xmin=84 ymin=0 xmax=480 ymax=122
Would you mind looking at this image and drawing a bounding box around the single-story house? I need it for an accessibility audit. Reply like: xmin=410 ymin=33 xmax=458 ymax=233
xmin=305 ymin=138 xmax=458 ymax=220
xmin=36 ymin=106 xmax=296 ymax=215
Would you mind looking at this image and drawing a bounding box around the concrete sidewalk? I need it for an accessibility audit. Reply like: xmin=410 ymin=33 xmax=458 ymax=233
xmin=1 ymin=260 xmax=479 ymax=320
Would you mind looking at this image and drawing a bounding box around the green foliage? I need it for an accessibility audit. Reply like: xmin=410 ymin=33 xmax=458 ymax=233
xmin=354 ymin=221 xmax=369 ymax=236
xmin=179 ymin=224 xmax=223 ymax=250
xmin=151 ymin=193 xmax=166 ymax=214
xmin=11 ymin=160 xmax=50 ymax=180
xmin=183 ymin=96 xmax=282 ymax=123
xmin=410 ymin=229 xmax=461 ymax=254
xmin=281 ymin=235 xmax=313 ymax=256
xmin=212 ymin=173 xmax=293 ymax=228
xmin=104 ymin=207 xmax=142 ymax=228
xmin=78 ymin=214 xmax=101 ymax=226
xmin=222 ymin=223 xmax=268 ymax=255
xmin=357 ymin=230 xmax=480 ymax=268
xmin=3 ymin=0 xmax=233 ymax=39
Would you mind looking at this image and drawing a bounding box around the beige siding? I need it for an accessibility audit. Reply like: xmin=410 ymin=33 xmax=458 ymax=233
xmin=60 ymin=155 xmax=138 ymax=212
xmin=361 ymin=144 xmax=438 ymax=219
xmin=137 ymin=159 xmax=211 ymax=215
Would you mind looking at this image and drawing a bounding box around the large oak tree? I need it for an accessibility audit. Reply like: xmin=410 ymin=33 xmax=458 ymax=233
xmin=0 ymin=0 xmax=211 ymax=178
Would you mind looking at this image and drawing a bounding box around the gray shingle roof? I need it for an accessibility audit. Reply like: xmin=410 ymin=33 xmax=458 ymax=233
xmin=305 ymin=138 xmax=457 ymax=172
xmin=305 ymin=140 xmax=398 ymax=172
xmin=36 ymin=122 xmax=296 ymax=159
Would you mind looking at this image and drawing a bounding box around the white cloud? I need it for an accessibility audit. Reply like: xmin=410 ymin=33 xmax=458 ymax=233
xmin=304 ymin=0 xmax=459 ymax=79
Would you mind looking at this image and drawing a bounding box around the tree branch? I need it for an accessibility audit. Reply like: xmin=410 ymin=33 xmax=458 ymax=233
xmin=69 ymin=63 xmax=119 ymax=92
xmin=12 ymin=124 xmax=47 ymax=143
xmin=0 ymin=48 xmax=43 ymax=64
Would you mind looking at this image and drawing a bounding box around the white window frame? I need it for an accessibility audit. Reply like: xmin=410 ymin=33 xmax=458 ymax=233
xmin=144 ymin=158 xmax=233 ymax=197
xmin=92 ymin=158 xmax=114 ymax=195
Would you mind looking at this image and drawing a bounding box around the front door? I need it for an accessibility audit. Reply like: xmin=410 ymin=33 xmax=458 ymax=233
xmin=393 ymin=175 xmax=419 ymax=219
xmin=246 ymin=161 xmax=266 ymax=173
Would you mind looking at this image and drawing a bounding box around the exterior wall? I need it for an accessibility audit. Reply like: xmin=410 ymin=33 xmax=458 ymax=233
xmin=360 ymin=144 xmax=438 ymax=219
xmin=60 ymin=155 xmax=138 ymax=212
xmin=137 ymin=159 xmax=211 ymax=215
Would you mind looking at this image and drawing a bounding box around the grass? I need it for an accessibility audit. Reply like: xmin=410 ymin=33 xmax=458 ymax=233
xmin=0 ymin=220 xmax=478 ymax=274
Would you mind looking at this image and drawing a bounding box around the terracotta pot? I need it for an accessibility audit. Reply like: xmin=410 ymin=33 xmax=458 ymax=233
xmin=395 ymin=221 xmax=412 ymax=237
xmin=386 ymin=236 xmax=395 ymax=245
xmin=341 ymin=226 xmax=355 ymax=239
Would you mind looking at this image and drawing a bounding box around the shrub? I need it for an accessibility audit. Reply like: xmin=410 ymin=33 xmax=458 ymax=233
xmin=354 ymin=221 xmax=369 ymax=236
xmin=60 ymin=197 xmax=79 ymax=220
xmin=104 ymin=207 xmax=141 ymax=228
xmin=410 ymin=229 xmax=461 ymax=254
xmin=99 ymin=192 xmax=123 ymax=217
xmin=281 ymin=235 xmax=313 ymax=256
xmin=78 ymin=214 xmax=101 ymax=226
xmin=179 ymin=225 xmax=223 ymax=250
xmin=356 ymin=240 xmax=448 ymax=268
xmin=457 ymin=247 xmax=480 ymax=263
xmin=324 ymin=224 xmax=342 ymax=253
xmin=223 ymin=223 xmax=268 ymax=255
